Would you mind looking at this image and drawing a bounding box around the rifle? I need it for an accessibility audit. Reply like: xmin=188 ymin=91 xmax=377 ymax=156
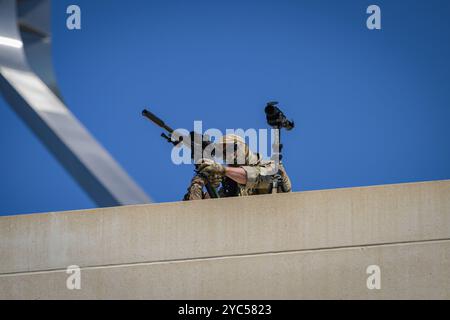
xmin=141 ymin=109 xmax=219 ymax=198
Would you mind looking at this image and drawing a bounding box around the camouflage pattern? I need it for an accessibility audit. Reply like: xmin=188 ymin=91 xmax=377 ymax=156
xmin=183 ymin=174 xmax=209 ymax=200
xmin=183 ymin=133 xmax=292 ymax=201
xmin=236 ymin=159 xmax=291 ymax=196
xmin=183 ymin=158 xmax=292 ymax=200
xmin=182 ymin=173 xmax=223 ymax=200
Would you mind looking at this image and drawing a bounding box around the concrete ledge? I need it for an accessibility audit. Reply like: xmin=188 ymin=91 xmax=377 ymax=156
xmin=1 ymin=180 xmax=449 ymax=275
xmin=1 ymin=240 xmax=449 ymax=299
xmin=0 ymin=180 xmax=449 ymax=299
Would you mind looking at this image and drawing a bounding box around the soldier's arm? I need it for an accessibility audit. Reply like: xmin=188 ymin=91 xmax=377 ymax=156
xmin=238 ymin=162 xmax=278 ymax=190
xmin=224 ymin=165 xmax=268 ymax=188
xmin=224 ymin=167 xmax=247 ymax=185
xmin=183 ymin=174 xmax=208 ymax=201
xmin=279 ymin=164 xmax=292 ymax=192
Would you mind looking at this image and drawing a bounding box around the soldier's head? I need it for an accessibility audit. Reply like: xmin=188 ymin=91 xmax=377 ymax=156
xmin=215 ymin=134 xmax=258 ymax=166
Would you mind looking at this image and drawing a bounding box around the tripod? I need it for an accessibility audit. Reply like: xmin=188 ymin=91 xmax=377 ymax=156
xmin=268 ymin=127 xmax=287 ymax=193
xmin=265 ymin=102 xmax=294 ymax=194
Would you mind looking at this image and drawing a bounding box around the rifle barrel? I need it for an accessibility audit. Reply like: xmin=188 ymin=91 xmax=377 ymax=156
xmin=142 ymin=109 xmax=174 ymax=133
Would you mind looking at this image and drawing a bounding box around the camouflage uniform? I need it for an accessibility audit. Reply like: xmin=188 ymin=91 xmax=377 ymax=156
xmin=183 ymin=174 xmax=208 ymax=200
xmin=183 ymin=158 xmax=291 ymax=200
xmin=183 ymin=133 xmax=292 ymax=201
xmin=237 ymin=159 xmax=291 ymax=196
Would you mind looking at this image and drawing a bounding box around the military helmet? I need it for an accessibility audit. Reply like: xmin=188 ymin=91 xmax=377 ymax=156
xmin=216 ymin=134 xmax=246 ymax=146
xmin=215 ymin=134 xmax=258 ymax=165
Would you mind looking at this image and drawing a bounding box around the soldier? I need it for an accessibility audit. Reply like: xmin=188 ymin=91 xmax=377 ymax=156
xmin=183 ymin=134 xmax=291 ymax=200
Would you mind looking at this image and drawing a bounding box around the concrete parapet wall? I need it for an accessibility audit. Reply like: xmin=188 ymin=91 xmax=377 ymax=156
xmin=1 ymin=180 xmax=449 ymax=299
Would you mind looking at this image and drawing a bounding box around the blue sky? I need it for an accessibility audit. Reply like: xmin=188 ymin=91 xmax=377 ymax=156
xmin=1 ymin=0 xmax=449 ymax=215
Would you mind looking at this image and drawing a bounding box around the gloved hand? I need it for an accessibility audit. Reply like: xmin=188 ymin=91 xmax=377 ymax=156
xmin=195 ymin=159 xmax=225 ymax=187
xmin=208 ymin=174 xmax=223 ymax=188
xmin=195 ymin=158 xmax=217 ymax=167
xmin=198 ymin=161 xmax=226 ymax=178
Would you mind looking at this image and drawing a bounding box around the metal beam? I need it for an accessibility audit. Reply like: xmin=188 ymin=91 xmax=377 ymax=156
xmin=0 ymin=0 xmax=151 ymax=206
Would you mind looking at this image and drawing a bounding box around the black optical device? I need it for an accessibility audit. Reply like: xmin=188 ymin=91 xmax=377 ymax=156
xmin=264 ymin=101 xmax=294 ymax=194
xmin=265 ymin=101 xmax=295 ymax=130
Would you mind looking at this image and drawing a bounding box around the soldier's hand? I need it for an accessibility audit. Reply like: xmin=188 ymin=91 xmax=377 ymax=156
xmin=195 ymin=158 xmax=216 ymax=167
xmin=198 ymin=162 xmax=226 ymax=177
xmin=208 ymin=174 xmax=223 ymax=188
